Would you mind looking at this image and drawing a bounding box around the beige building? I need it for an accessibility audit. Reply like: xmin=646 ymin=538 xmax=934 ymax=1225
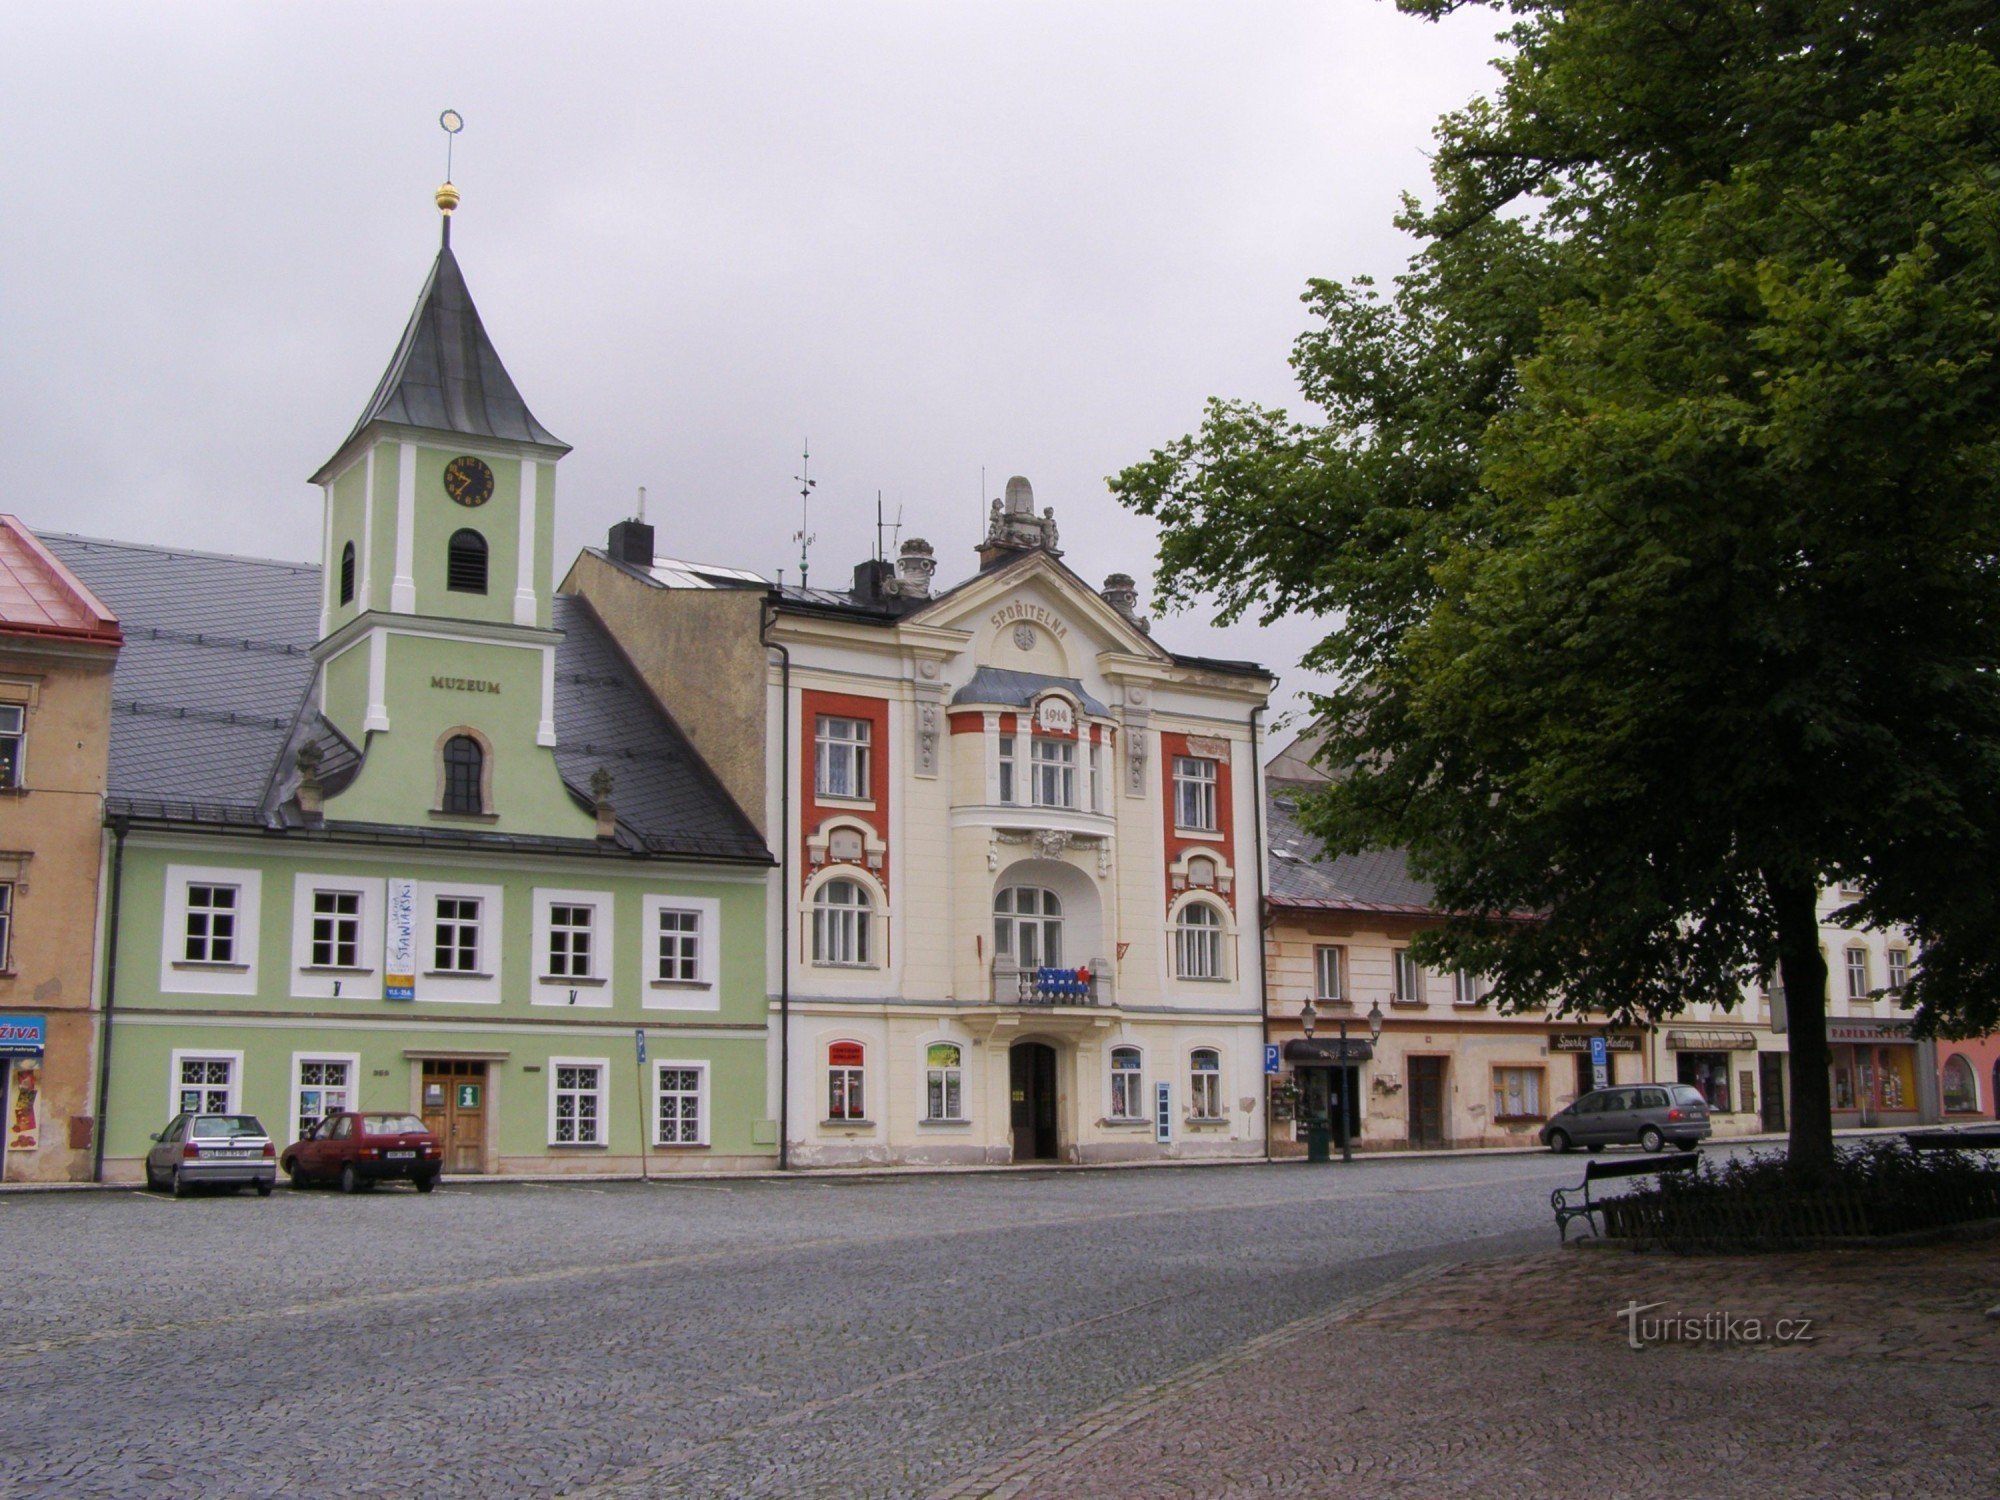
xmin=571 ymin=479 xmax=1275 ymax=1166
xmin=0 ymin=515 xmax=121 ymax=1182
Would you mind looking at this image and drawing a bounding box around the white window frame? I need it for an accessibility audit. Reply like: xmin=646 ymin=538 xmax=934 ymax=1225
xmin=289 ymin=874 xmax=385 ymax=1001
xmin=1886 ymin=947 xmax=1910 ymax=993
xmin=1173 ymin=756 xmax=1219 ymax=832
xmin=1188 ymin=1048 xmax=1224 ymax=1121
xmin=289 ymin=1051 xmax=360 ymax=1145
xmin=0 ymin=702 xmax=23 ymax=790
xmin=415 ymin=882 xmax=503 ymax=1003
xmin=1109 ymin=1046 xmax=1145 ymax=1120
xmin=1845 ymin=946 xmax=1871 ymax=1002
xmin=924 ymin=1041 xmax=965 ymax=1122
xmin=994 ymin=886 xmax=1064 ymax=971
xmin=1492 ymin=1065 xmax=1546 ymax=1121
xmin=1173 ymin=900 xmax=1227 ymax=981
xmin=168 ymin=1048 xmax=243 ymax=1119
xmin=1089 ymin=741 xmax=1105 ymax=813
xmin=161 ymin=865 xmax=262 ymax=996
xmin=1393 ymin=948 xmax=1422 ymax=1004
xmin=652 ymin=1059 xmax=710 ymax=1146
xmin=1313 ymin=945 xmax=1345 ymax=1003
xmin=532 ymin=888 xmax=614 ymax=1008
xmin=814 ymin=715 xmax=872 ymax=800
xmin=644 ymin=894 xmax=721 ymax=1009
xmin=1030 ymin=737 xmax=1076 ymax=808
xmin=827 ymin=1042 xmax=867 ymax=1122
xmin=0 ymin=880 xmax=13 ymax=973
xmin=1452 ymin=970 xmax=1484 ymax=1007
xmin=548 ymin=1056 xmax=609 ymax=1146
xmin=997 ymin=732 xmax=1017 ymax=804
xmin=811 ymin=877 xmax=876 ymax=968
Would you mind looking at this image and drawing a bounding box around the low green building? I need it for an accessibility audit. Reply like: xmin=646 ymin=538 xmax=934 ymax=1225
xmin=56 ymin=192 xmax=774 ymax=1180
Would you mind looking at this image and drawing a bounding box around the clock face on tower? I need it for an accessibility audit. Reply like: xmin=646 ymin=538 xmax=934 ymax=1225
xmin=443 ymin=455 xmax=495 ymax=507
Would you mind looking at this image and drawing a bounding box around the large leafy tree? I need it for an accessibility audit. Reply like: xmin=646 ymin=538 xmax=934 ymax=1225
xmin=1116 ymin=1 xmax=2000 ymax=1173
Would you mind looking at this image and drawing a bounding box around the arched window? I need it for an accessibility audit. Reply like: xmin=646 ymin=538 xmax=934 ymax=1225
xmin=1174 ymin=902 xmax=1225 ymax=980
xmin=925 ymin=1042 xmax=963 ymax=1121
xmin=1189 ymin=1048 xmax=1222 ymax=1119
xmin=442 ymin=734 xmax=484 ymax=814
xmin=828 ymin=1041 xmax=865 ymax=1120
xmin=447 ymin=528 xmax=488 ymax=594
xmin=1942 ymin=1054 xmax=1980 ymax=1114
xmin=812 ymin=878 xmax=872 ymax=966
xmin=1109 ymin=1046 xmax=1144 ymax=1119
xmin=994 ymin=887 xmax=1063 ymax=969
xmin=339 ymin=541 xmax=356 ymax=605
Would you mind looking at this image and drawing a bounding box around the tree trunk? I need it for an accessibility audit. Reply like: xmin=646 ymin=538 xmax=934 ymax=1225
xmin=1766 ymin=870 xmax=1834 ymax=1179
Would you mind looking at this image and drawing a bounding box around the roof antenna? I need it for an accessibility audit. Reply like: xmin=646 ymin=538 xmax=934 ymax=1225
xmin=436 ymin=110 xmax=464 ymax=248
xmin=793 ymin=440 xmax=817 ymax=590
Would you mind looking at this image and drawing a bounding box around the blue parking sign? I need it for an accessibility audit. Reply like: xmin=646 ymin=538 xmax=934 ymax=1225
xmin=1264 ymin=1043 xmax=1281 ymax=1076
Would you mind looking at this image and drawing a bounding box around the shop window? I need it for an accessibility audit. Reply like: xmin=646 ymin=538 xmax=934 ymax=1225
xmin=655 ymin=1063 xmax=707 ymax=1145
xmin=1676 ymin=1052 xmax=1733 ymax=1112
xmin=812 ymin=879 xmax=872 ymax=966
xmin=338 ymin=541 xmax=356 ymax=605
xmin=1313 ymin=945 xmax=1345 ymax=1003
xmin=1491 ymin=1066 xmax=1545 ymax=1121
xmin=0 ymin=704 xmax=22 ymax=789
xmin=309 ymin=889 xmax=362 ymax=969
xmin=1189 ymin=1049 xmax=1222 ymax=1120
xmin=1174 ymin=902 xmax=1225 ymax=980
xmin=1942 ymin=1055 xmax=1980 ymax=1114
xmin=295 ymin=1058 xmax=354 ymax=1140
xmin=1174 ymin=756 xmax=1219 ymax=831
xmin=551 ymin=1062 xmax=605 ymax=1144
xmin=446 ymin=528 xmax=488 ymax=594
xmin=814 ymin=716 xmax=871 ymax=799
xmin=1110 ymin=1046 xmax=1144 ymax=1120
xmin=442 ymin=734 xmax=484 ymax=815
xmin=925 ymin=1043 xmax=963 ymax=1122
xmin=828 ymin=1041 xmax=866 ymax=1120
xmin=995 ymin=887 xmax=1063 ymax=970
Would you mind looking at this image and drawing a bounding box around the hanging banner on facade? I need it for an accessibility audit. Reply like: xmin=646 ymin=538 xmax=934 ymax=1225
xmin=7 ymin=1058 xmax=40 ymax=1152
xmin=0 ymin=1016 xmax=45 ymax=1057
xmin=385 ymin=879 xmax=416 ymax=999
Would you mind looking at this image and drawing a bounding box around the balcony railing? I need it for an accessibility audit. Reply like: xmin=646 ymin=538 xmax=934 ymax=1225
xmin=993 ymin=963 xmax=1109 ymax=1006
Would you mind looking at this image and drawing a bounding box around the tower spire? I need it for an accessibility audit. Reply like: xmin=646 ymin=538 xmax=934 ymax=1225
xmin=436 ymin=109 xmax=464 ymax=248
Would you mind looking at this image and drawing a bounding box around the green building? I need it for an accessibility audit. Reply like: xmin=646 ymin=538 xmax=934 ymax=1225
xmin=56 ymin=191 xmax=774 ymax=1181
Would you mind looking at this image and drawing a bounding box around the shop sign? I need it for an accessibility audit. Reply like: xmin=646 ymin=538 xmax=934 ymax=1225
xmin=0 ymin=1015 xmax=45 ymax=1057
xmin=385 ymin=878 xmax=416 ymax=999
xmin=1830 ymin=1022 xmax=1913 ymax=1043
xmin=6 ymin=1057 xmax=38 ymax=1152
xmin=1550 ymin=1033 xmax=1640 ymax=1052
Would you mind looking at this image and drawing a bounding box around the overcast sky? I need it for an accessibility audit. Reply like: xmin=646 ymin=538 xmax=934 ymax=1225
xmin=1 ymin=2 xmax=1505 ymax=730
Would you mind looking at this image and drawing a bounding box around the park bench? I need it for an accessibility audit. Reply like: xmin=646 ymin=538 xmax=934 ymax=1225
xmin=1905 ymin=1129 xmax=2000 ymax=1152
xmin=1551 ymin=1152 xmax=1700 ymax=1242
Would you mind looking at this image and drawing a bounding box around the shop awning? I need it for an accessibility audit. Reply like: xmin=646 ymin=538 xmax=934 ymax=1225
xmin=1283 ymin=1038 xmax=1374 ymax=1065
xmin=1665 ymin=1029 xmax=1757 ymax=1051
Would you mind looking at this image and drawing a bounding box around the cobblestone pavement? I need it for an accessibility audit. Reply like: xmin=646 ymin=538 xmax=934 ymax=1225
xmin=978 ymin=1236 xmax=2000 ymax=1500
xmin=0 ymin=1155 xmax=1577 ymax=1498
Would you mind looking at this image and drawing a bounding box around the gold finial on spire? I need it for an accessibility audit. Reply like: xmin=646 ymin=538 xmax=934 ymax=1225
xmin=435 ymin=181 xmax=461 ymax=215
xmin=436 ymin=110 xmax=464 ymax=242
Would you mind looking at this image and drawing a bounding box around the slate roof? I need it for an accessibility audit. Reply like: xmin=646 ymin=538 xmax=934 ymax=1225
xmin=40 ymin=533 xmax=769 ymax=863
xmin=314 ymin=242 xmax=566 ymax=482
xmin=950 ymin=667 xmax=1111 ymax=718
xmin=1265 ymin=776 xmax=1440 ymax=915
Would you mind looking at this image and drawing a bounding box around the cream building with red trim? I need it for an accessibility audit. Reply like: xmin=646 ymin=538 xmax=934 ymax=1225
xmin=570 ymin=478 xmax=1273 ymax=1166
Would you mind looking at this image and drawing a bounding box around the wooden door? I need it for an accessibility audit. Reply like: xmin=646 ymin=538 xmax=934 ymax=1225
xmin=1759 ymin=1053 xmax=1787 ymax=1133
xmin=421 ymin=1061 xmax=487 ymax=1174
xmin=1009 ymin=1044 xmax=1058 ymax=1161
xmin=1407 ymin=1056 xmax=1447 ymax=1148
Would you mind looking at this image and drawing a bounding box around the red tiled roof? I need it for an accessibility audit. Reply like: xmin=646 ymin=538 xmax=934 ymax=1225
xmin=0 ymin=516 xmax=122 ymax=644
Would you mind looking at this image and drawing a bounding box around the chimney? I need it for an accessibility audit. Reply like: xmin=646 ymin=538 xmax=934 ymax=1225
xmin=852 ymin=558 xmax=895 ymax=606
xmin=608 ymin=518 xmax=655 ymax=568
xmin=590 ymin=766 xmax=618 ymax=841
xmin=1102 ymin=573 xmax=1151 ymax=634
xmin=894 ymin=537 xmax=936 ymax=600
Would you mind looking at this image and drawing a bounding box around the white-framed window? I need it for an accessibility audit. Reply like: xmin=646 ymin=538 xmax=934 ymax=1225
xmin=0 ymin=702 xmax=23 ymax=789
xmin=162 ymin=866 xmax=262 ymax=995
xmin=1452 ymin=970 xmax=1484 ymax=1007
xmin=309 ymin=889 xmax=362 ymax=969
xmin=434 ymin=896 xmax=482 ymax=973
xmin=530 ymin=888 xmax=612 ymax=1008
xmin=1174 ymin=756 xmax=1219 ymax=832
xmin=170 ymin=1050 xmax=242 ymax=1118
xmin=815 ymin=715 xmax=871 ymax=800
xmin=1174 ymin=901 xmax=1225 ymax=980
xmin=642 ymin=894 xmax=720 ymax=1005
xmin=994 ymin=887 xmax=1063 ymax=969
xmin=1393 ymin=949 xmax=1422 ymax=1004
xmin=653 ymin=1061 xmax=709 ymax=1145
xmin=1189 ymin=1048 xmax=1223 ymax=1120
xmin=925 ymin=1042 xmax=964 ymax=1122
xmin=549 ymin=1059 xmax=607 ymax=1145
xmin=656 ymin=908 xmax=701 ymax=981
xmin=1491 ymin=1066 xmax=1545 ymax=1121
xmin=812 ymin=878 xmax=873 ymax=967
xmin=1314 ymin=945 xmax=1345 ymax=1002
xmin=1089 ymin=742 xmax=1105 ymax=812
xmin=0 ymin=881 xmax=13 ymax=972
xmin=997 ymin=733 xmax=1017 ymax=804
xmin=289 ymin=875 xmax=384 ymax=1000
xmin=1031 ymin=737 xmax=1076 ymax=807
xmin=1109 ymin=1046 xmax=1144 ymax=1119
xmin=549 ymin=904 xmax=595 ymax=978
xmin=292 ymin=1054 xmax=358 ymax=1142
xmin=1845 ymin=946 xmax=1871 ymax=1002
xmin=828 ymin=1040 xmax=866 ymax=1121
xmin=1887 ymin=948 xmax=1910 ymax=992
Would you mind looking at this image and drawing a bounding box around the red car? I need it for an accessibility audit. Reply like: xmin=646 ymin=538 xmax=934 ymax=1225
xmin=282 ymin=1111 xmax=442 ymax=1193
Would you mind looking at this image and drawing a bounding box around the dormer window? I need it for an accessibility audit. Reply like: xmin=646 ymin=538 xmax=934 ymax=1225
xmin=443 ymin=735 xmax=484 ymax=814
xmin=447 ymin=529 xmax=488 ymax=594
xmin=339 ymin=542 xmax=356 ymax=606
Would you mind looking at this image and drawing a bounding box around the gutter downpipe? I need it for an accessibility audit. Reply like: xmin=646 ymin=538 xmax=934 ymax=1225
xmin=91 ymin=816 xmax=130 ymax=1184
xmin=1250 ymin=703 xmax=1271 ymax=1164
xmin=764 ymin=602 xmax=792 ymax=1171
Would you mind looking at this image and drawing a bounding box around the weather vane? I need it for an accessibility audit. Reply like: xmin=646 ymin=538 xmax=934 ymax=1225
xmin=793 ymin=441 xmax=817 ymax=590
xmin=435 ymin=111 xmax=465 ymax=245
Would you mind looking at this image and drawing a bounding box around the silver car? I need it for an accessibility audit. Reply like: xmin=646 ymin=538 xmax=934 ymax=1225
xmin=145 ymin=1113 xmax=277 ymax=1196
xmin=1541 ymin=1084 xmax=1712 ymax=1154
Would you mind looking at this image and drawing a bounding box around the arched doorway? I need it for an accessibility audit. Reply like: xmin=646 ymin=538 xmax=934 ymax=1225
xmin=1010 ymin=1042 xmax=1059 ymax=1161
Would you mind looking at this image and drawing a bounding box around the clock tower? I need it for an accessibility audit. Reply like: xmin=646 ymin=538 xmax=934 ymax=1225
xmin=307 ymin=182 xmax=594 ymax=837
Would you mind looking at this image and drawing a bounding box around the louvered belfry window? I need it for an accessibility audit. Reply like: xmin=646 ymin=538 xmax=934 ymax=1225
xmin=447 ymin=528 xmax=488 ymax=594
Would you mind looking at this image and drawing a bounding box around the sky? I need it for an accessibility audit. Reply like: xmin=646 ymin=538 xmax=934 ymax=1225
xmin=1 ymin=2 xmax=1507 ymax=731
